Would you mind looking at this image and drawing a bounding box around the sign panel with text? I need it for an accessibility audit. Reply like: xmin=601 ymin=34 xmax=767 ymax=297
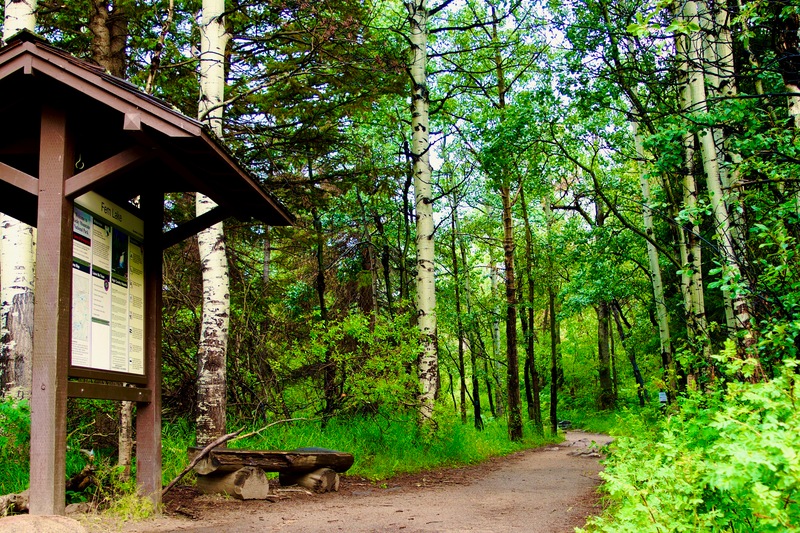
xmin=71 ymin=192 xmax=145 ymax=376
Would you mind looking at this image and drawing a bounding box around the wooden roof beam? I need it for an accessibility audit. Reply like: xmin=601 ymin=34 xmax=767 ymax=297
xmin=65 ymin=145 xmax=153 ymax=198
xmin=0 ymin=160 xmax=37 ymax=195
xmin=161 ymin=205 xmax=231 ymax=250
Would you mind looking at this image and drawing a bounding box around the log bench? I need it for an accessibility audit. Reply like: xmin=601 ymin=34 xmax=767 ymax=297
xmin=187 ymin=447 xmax=354 ymax=499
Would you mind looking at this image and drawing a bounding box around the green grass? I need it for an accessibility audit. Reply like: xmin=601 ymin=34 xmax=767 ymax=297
xmin=1 ymin=403 xmax=561 ymax=495
xmin=161 ymin=409 xmax=560 ymax=483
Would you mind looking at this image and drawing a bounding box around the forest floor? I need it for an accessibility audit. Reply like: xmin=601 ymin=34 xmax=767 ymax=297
xmin=84 ymin=431 xmax=613 ymax=533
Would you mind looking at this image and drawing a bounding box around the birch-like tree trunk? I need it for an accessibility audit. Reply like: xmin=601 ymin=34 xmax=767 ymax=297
xmin=196 ymin=0 xmax=230 ymax=446
xmin=2 ymin=0 xmax=36 ymax=42
xmin=406 ymin=0 xmax=438 ymax=424
xmin=631 ymin=120 xmax=674 ymax=396
xmin=685 ymin=0 xmax=756 ymax=352
xmin=1 ymin=0 xmax=38 ymax=400
xmin=673 ymin=10 xmax=709 ymax=351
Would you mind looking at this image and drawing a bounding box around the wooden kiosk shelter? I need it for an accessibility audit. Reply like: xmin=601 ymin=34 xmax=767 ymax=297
xmin=0 ymin=32 xmax=294 ymax=515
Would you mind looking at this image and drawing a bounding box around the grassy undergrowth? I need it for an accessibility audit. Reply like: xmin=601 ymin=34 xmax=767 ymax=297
xmin=1 ymin=403 xmax=560 ymax=498
xmin=163 ymin=410 xmax=560 ymax=484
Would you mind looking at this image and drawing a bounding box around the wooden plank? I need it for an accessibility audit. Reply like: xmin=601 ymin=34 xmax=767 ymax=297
xmin=29 ymin=105 xmax=73 ymax=516
xmin=67 ymin=382 xmax=152 ymax=402
xmin=188 ymin=448 xmax=354 ymax=476
xmin=64 ymin=146 xmax=152 ymax=198
xmin=0 ymin=160 xmax=38 ymax=196
xmin=67 ymin=365 xmax=148 ymax=385
xmin=160 ymin=205 xmax=230 ymax=250
xmin=136 ymin=192 xmax=164 ymax=506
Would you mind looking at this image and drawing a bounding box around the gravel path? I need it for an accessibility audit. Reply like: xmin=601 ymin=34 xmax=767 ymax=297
xmin=91 ymin=431 xmax=612 ymax=533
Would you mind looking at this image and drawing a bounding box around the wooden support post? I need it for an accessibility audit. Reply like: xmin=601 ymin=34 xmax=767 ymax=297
xmin=136 ymin=192 xmax=164 ymax=507
xmin=29 ymin=105 xmax=74 ymax=515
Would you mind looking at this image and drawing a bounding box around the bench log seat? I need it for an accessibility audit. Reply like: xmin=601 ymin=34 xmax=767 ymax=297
xmin=188 ymin=446 xmax=355 ymax=476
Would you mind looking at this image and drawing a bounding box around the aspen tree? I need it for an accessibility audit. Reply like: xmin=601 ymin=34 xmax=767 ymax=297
xmin=1 ymin=0 xmax=37 ymax=399
xmin=196 ymin=0 xmax=230 ymax=446
xmin=684 ymin=0 xmax=756 ymax=351
xmin=406 ymin=0 xmax=438 ymax=424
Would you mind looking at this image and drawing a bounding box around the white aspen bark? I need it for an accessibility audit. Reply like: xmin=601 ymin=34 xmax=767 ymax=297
xmin=696 ymin=0 xmax=737 ymax=332
xmin=674 ymin=3 xmax=709 ymax=347
xmin=685 ymin=0 xmax=755 ymax=347
xmin=631 ymin=121 xmax=673 ymax=390
xmin=406 ymin=0 xmax=438 ymax=424
xmin=0 ymin=218 xmax=35 ymax=398
xmin=788 ymin=82 xmax=800 ymax=129
xmin=196 ymin=0 xmax=230 ymax=446
xmin=2 ymin=0 xmax=37 ymax=41
xmin=1 ymin=1 xmax=37 ymax=399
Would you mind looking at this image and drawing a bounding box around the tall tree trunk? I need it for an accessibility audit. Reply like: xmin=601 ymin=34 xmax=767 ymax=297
xmin=685 ymin=0 xmax=758 ymax=357
xmin=501 ymin=185 xmax=523 ymax=441
xmin=449 ymin=202 xmax=467 ymax=424
xmin=195 ymin=0 xmax=230 ymax=447
xmin=407 ymin=0 xmax=438 ymax=425
xmin=311 ymin=206 xmax=335 ymax=417
xmin=519 ymin=189 xmax=542 ymax=433
xmin=674 ymin=2 xmax=710 ymax=369
xmin=631 ymin=120 xmax=675 ymax=398
xmin=596 ymin=300 xmax=615 ymax=410
xmin=611 ymin=302 xmax=646 ymax=407
xmin=456 ymin=212 xmax=482 ymax=430
xmin=543 ymin=198 xmax=560 ymax=434
xmin=0 ymin=0 xmax=38 ymax=400
xmin=489 ymin=261 xmax=504 ymax=416
xmin=89 ymin=0 xmax=129 ymax=77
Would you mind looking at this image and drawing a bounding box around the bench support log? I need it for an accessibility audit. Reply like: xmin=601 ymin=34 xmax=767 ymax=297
xmin=279 ymin=468 xmax=339 ymax=493
xmin=195 ymin=467 xmax=270 ymax=500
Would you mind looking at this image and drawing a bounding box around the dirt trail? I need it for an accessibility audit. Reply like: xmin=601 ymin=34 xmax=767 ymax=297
xmin=98 ymin=431 xmax=612 ymax=533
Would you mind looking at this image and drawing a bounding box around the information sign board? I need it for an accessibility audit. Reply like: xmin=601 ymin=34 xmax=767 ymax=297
xmin=71 ymin=192 xmax=145 ymax=375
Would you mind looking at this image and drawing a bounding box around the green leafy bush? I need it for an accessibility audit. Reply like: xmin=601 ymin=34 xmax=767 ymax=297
xmin=583 ymin=363 xmax=800 ymax=532
xmin=0 ymin=397 xmax=30 ymax=494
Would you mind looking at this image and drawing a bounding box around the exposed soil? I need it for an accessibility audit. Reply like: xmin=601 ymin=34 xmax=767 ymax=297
xmin=84 ymin=431 xmax=613 ymax=533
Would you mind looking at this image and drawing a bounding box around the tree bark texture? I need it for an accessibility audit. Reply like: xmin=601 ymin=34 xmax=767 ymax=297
xmin=196 ymin=0 xmax=230 ymax=447
xmin=501 ymin=186 xmax=523 ymax=441
xmin=407 ymin=0 xmax=438 ymax=424
xmin=1 ymin=2 xmax=37 ymax=400
xmin=685 ymin=0 xmax=757 ymax=353
xmin=631 ymin=120 xmax=675 ymax=397
xmin=596 ymin=301 xmax=615 ymax=410
xmin=519 ymin=189 xmax=542 ymax=433
xmin=89 ymin=0 xmax=129 ymax=78
xmin=489 ymin=261 xmax=504 ymax=416
xmin=2 ymin=0 xmax=37 ymax=42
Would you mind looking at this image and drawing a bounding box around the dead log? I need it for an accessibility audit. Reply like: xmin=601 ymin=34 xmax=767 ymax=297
xmin=279 ymin=467 xmax=340 ymax=493
xmin=195 ymin=467 xmax=271 ymax=500
xmin=0 ymin=490 xmax=29 ymax=516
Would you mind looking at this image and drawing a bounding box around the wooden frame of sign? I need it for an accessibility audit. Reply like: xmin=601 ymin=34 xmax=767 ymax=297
xmin=0 ymin=32 xmax=293 ymax=515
